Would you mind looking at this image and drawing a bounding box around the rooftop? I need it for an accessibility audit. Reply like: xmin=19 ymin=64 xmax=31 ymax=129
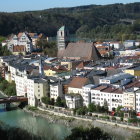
xmin=68 ymin=77 xmax=88 ymax=89
xmin=92 ymin=85 xmax=107 ymax=91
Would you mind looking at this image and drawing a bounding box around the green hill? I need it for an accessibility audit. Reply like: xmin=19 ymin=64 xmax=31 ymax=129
xmin=0 ymin=2 xmax=140 ymax=40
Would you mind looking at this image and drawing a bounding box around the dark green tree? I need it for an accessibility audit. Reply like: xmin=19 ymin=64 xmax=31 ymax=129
xmin=65 ymin=126 xmax=111 ymax=140
xmin=88 ymin=103 xmax=96 ymax=112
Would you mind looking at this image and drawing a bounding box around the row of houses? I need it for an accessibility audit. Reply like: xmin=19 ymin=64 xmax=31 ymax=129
xmin=50 ymin=76 xmax=140 ymax=112
xmin=2 ymin=32 xmax=46 ymax=55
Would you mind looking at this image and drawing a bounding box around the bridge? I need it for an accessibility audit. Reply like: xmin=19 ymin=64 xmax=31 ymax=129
xmin=0 ymin=96 xmax=28 ymax=104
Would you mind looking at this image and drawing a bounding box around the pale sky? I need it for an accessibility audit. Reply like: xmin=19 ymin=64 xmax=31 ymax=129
xmin=0 ymin=0 xmax=140 ymax=12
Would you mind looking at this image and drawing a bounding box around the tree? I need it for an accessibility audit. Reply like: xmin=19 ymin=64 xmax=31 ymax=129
xmin=96 ymin=103 xmax=102 ymax=112
xmin=76 ymin=106 xmax=88 ymax=115
xmin=50 ymin=98 xmax=55 ymax=106
xmin=65 ymin=126 xmax=111 ymax=140
xmin=55 ymin=97 xmax=64 ymax=107
xmin=129 ymin=132 xmax=140 ymax=140
xmin=103 ymin=100 xmax=108 ymax=113
xmin=41 ymin=97 xmax=51 ymax=105
xmin=116 ymin=106 xmax=124 ymax=117
xmin=88 ymin=103 xmax=96 ymax=112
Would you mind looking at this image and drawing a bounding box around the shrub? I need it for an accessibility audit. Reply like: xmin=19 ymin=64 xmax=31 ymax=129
xmin=112 ymin=117 xmax=116 ymax=121
xmin=99 ymin=116 xmax=109 ymax=120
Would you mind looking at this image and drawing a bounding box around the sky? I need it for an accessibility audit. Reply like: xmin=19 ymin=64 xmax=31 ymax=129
xmin=0 ymin=0 xmax=140 ymax=12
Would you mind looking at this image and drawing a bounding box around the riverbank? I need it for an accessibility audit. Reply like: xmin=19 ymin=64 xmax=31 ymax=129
xmin=0 ymin=90 xmax=138 ymax=140
xmin=23 ymin=106 xmax=139 ymax=140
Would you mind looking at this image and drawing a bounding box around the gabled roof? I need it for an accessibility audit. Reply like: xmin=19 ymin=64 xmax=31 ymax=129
xmin=17 ymin=32 xmax=23 ymax=38
xmin=59 ymin=42 xmax=102 ymax=61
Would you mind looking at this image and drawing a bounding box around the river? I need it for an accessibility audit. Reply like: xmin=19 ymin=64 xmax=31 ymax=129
xmin=0 ymin=95 xmax=71 ymax=140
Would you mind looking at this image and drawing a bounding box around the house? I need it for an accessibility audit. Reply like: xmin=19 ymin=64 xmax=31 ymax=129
xmin=135 ymin=90 xmax=140 ymax=112
xmin=96 ymin=45 xmax=112 ymax=57
xmin=110 ymin=88 xmax=123 ymax=111
xmin=109 ymin=42 xmax=122 ymax=50
xmin=124 ymin=40 xmax=136 ymax=48
xmin=15 ymin=75 xmax=49 ymax=106
xmin=99 ymin=73 xmax=134 ymax=84
xmin=82 ymin=84 xmax=96 ymax=106
xmin=65 ymin=94 xmax=82 ymax=109
xmin=68 ymin=77 xmax=90 ymax=94
xmin=91 ymin=85 xmax=108 ymax=106
xmin=123 ymin=90 xmax=135 ymax=110
xmin=91 ymin=85 xmax=123 ymax=111
xmin=50 ymin=81 xmax=63 ymax=101
xmin=4 ymin=32 xmax=39 ymax=54
xmin=124 ymin=66 xmax=140 ymax=77
xmin=12 ymin=45 xmax=26 ymax=55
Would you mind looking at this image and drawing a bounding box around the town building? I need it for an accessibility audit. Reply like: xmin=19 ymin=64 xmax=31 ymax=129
xmin=123 ymin=90 xmax=135 ymax=110
xmin=65 ymin=94 xmax=82 ymax=109
xmin=15 ymin=75 xmax=49 ymax=106
xmin=82 ymin=84 xmax=96 ymax=106
xmin=67 ymin=77 xmax=90 ymax=94
xmin=135 ymin=90 xmax=140 ymax=112
xmin=99 ymin=73 xmax=134 ymax=84
xmin=57 ymin=26 xmax=101 ymax=61
xmin=50 ymin=81 xmax=63 ymax=101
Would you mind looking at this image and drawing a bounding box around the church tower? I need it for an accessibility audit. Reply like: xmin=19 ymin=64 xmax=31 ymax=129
xmin=57 ymin=26 xmax=69 ymax=52
xmin=39 ymin=57 xmax=44 ymax=77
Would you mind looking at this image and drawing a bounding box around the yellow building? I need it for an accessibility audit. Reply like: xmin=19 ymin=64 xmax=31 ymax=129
xmin=61 ymin=61 xmax=73 ymax=71
xmin=34 ymin=79 xmax=49 ymax=103
xmin=123 ymin=91 xmax=135 ymax=110
xmin=44 ymin=69 xmax=56 ymax=76
xmin=124 ymin=67 xmax=140 ymax=76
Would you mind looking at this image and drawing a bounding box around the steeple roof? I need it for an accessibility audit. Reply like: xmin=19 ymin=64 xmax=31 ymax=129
xmin=59 ymin=26 xmax=65 ymax=31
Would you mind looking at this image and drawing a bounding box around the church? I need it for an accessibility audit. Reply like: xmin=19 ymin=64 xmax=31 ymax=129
xmin=57 ymin=26 xmax=101 ymax=61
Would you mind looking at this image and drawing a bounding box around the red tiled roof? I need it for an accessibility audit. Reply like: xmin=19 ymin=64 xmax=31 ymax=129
xmin=112 ymin=89 xmax=123 ymax=94
xmin=17 ymin=32 xmax=23 ymax=38
xmin=125 ymin=80 xmax=140 ymax=89
xmin=58 ymin=42 xmax=102 ymax=61
xmin=68 ymin=77 xmax=89 ymax=88
xmin=93 ymin=85 xmax=107 ymax=91
xmin=101 ymin=87 xmax=116 ymax=93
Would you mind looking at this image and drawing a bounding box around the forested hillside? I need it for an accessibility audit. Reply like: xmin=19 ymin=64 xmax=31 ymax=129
xmin=0 ymin=2 xmax=140 ymax=40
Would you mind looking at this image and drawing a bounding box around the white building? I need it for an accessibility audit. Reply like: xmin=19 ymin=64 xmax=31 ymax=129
xmin=91 ymin=85 xmax=123 ymax=111
xmin=68 ymin=77 xmax=89 ymax=95
xmin=124 ymin=40 xmax=135 ymax=48
xmin=15 ymin=75 xmax=28 ymax=97
xmin=65 ymin=94 xmax=82 ymax=109
xmin=135 ymin=90 xmax=140 ymax=112
xmin=50 ymin=81 xmax=63 ymax=101
xmin=110 ymin=89 xmax=123 ymax=111
xmin=15 ymin=74 xmax=49 ymax=106
xmin=91 ymin=85 xmax=107 ymax=105
xmin=6 ymin=32 xmax=34 ymax=53
xmin=82 ymin=84 xmax=96 ymax=107
xmin=109 ymin=42 xmax=122 ymax=50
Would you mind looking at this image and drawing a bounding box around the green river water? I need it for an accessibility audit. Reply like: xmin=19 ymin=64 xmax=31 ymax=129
xmin=0 ymin=95 xmax=71 ymax=140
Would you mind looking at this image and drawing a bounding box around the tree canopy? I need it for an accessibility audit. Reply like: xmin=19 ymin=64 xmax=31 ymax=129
xmin=0 ymin=3 xmax=140 ymax=40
